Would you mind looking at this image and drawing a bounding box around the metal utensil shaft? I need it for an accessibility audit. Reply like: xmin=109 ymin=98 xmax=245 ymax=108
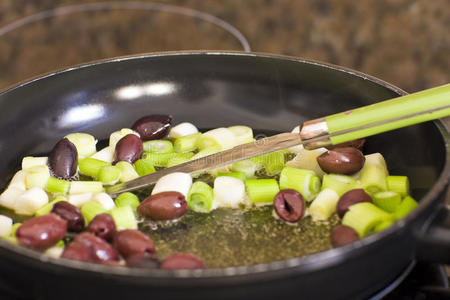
xmin=107 ymin=132 xmax=301 ymax=196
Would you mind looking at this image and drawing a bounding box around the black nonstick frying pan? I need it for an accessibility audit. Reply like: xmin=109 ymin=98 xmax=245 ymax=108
xmin=0 ymin=52 xmax=448 ymax=300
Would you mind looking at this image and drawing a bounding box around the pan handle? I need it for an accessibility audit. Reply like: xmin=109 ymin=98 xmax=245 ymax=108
xmin=415 ymin=200 xmax=450 ymax=264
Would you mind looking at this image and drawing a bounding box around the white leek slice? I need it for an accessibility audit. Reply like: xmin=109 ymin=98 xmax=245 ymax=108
xmin=0 ymin=188 xmax=24 ymax=210
xmin=115 ymin=161 xmax=139 ymax=183
xmin=92 ymin=192 xmax=116 ymax=210
xmin=169 ymin=122 xmax=199 ymax=139
xmin=197 ymin=128 xmax=237 ymax=150
xmin=22 ymin=156 xmax=48 ymax=170
xmin=67 ymin=192 xmax=93 ymax=207
xmin=309 ymin=188 xmax=340 ymax=221
xmin=213 ymin=176 xmax=245 ymax=209
xmin=109 ymin=128 xmax=140 ymax=147
xmin=151 ymin=172 xmax=192 ymax=197
xmin=364 ymin=153 xmax=388 ymax=176
xmin=8 ymin=170 xmax=27 ymax=190
xmin=44 ymin=246 xmax=64 ymax=258
xmin=90 ymin=146 xmax=115 ymax=163
xmin=69 ymin=181 xmax=104 ymax=195
xmin=286 ymin=146 xmax=328 ymax=177
xmin=360 ymin=153 xmax=389 ymax=194
xmin=0 ymin=215 xmax=13 ymax=237
xmin=15 ymin=187 xmax=49 ymax=215
xmin=228 ymin=126 xmax=254 ymax=145
xmin=65 ymin=133 xmax=97 ymax=159
xmin=25 ymin=165 xmax=50 ymax=189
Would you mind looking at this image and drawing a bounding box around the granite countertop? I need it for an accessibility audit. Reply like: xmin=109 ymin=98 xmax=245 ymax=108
xmin=0 ymin=0 xmax=448 ymax=92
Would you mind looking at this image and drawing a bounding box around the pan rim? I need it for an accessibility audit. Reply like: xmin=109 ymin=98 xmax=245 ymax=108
xmin=0 ymin=50 xmax=448 ymax=282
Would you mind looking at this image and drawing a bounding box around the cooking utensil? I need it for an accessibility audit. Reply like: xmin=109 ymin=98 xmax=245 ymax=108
xmin=0 ymin=52 xmax=448 ymax=300
xmin=107 ymin=84 xmax=450 ymax=196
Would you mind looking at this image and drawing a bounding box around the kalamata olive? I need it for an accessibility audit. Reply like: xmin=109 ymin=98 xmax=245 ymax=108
xmin=62 ymin=241 xmax=95 ymax=262
xmin=317 ymin=147 xmax=365 ymax=175
xmin=48 ymin=138 xmax=78 ymax=179
xmin=137 ymin=191 xmax=187 ymax=221
xmin=131 ymin=115 xmax=172 ymax=141
xmin=114 ymin=134 xmax=143 ymax=164
xmin=331 ymin=225 xmax=359 ymax=247
xmin=160 ymin=253 xmax=205 ymax=270
xmin=126 ymin=254 xmax=161 ymax=269
xmin=51 ymin=201 xmax=84 ymax=232
xmin=273 ymin=189 xmax=305 ymax=222
xmin=337 ymin=189 xmax=372 ymax=218
xmin=87 ymin=213 xmax=116 ymax=242
xmin=326 ymin=138 xmax=365 ymax=150
xmin=74 ymin=233 xmax=119 ymax=263
xmin=16 ymin=213 xmax=67 ymax=250
xmin=113 ymin=229 xmax=155 ymax=259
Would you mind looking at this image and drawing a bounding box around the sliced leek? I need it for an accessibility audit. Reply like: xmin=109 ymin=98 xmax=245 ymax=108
xmin=309 ymin=188 xmax=340 ymax=220
xmin=360 ymin=153 xmax=388 ymax=195
xmin=187 ymin=181 xmax=214 ymax=213
xmin=342 ymin=202 xmax=393 ymax=237
xmin=213 ymin=176 xmax=246 ymax=209
xmin=21 ymin=156 xmax=48 ymax=170
xmin=15 ymin=187 xmax=49 ymax=215
xmin=197 ymin=128 xmax=237 ymax=150
xmin=279 ymin=167 xmax=321 ymax=201
xmin=151 ymin=172 xmax=193 ymax=197
xmin=0 ymin=215 xmax=13 ymax=237
xmin=228 ymin=126 xmax=253 ymax=145
xmin=90 ymin=146 xmax=115 ymax=163
xmin=25 ymin=165 xmax=50 ymax=189
xmin=245 ymin=179 xmax=279 ymax=204
xmin=65 ymin=132 xmax=97 ymax=159
xmin=168 ymin=122 xmax=199 ymax=139
xmin=286 ymin=146 xmax=328 ymax=177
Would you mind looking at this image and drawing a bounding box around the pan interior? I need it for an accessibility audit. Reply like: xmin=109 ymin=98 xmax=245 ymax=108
xmin=0 ymin=53 xmax=446 ymax=269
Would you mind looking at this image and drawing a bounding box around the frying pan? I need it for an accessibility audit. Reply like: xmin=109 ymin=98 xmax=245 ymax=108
xmin=0 ymin=52 xmax=448 ymax=300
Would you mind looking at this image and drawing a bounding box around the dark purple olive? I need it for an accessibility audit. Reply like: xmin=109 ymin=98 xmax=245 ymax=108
xmin=87 ymin=213 xmax=116 ymax=242
xmin=273 ymin=189 xmax=305 ymax=222
xmin=113 ymin=229 xmax=155 ymax=259
xmin=337 ymin=189 xmax=372 ymax=218
xmin=62 ymin=241 xmax=95 ymax=262
xmin=126 ymin=254 xmax=161 ymax=269
xmin=114 ymin=134 xmax=143 ymax=164
xmin=51 ymin=201 xmax=84 ymax=232
xmin=131 ymin=115 xmax=172 ymax=141
xmin=48 ymin=138 xmax=78 ymax=179
xmin=326 ymin=139 xmax=365 ymax=150
xmin=74 ymin=233 xmax=119 ymax=263
xmin=331 ymin=225 xmax=359 ymax=247
xmin=160 ymin=253 xmax=205 ymax=270
xmin=137 ymin=191 xmax=187 ymax=221
xmin=317 ymin=147 xmax=365 ymax=175
xmin=16 ymin=213 xmax=67 ymax=250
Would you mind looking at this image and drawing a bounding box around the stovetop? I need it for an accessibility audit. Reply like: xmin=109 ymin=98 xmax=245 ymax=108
xmin=375 ymin=262 xmax=449 ymax=300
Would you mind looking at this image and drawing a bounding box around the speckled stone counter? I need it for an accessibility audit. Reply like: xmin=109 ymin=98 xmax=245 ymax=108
xmin=0 ymin=0 xmax=448 ymax=92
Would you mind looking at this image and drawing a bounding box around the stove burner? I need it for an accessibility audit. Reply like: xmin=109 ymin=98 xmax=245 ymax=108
xmin=371 ymin=261 xmax=449 ymax=300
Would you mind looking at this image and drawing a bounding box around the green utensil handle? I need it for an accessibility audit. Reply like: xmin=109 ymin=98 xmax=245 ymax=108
xmin=325 ymin=83 xmax=450 ymax=145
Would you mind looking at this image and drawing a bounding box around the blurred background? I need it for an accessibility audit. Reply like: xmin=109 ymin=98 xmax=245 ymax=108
xmin=0 ymin=0 xmax=448 ymax=93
